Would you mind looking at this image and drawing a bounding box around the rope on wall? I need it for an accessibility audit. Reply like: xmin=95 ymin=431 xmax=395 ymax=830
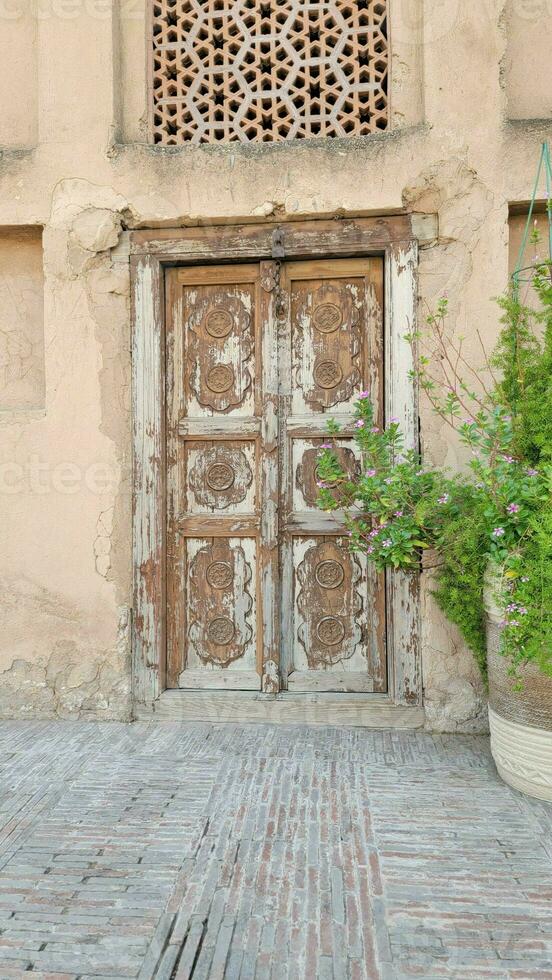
xmin=512 ymin=141 xmax=552 ymax=297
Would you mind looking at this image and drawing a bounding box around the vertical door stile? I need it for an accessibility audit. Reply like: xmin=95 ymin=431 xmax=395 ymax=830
xmin=166 ymin=271 xmax=185 ymax=688
xmin=133 ymin=253 xmax=165 ymax=705
xmin=386 ymin=241 xmax=421 ymax=705
xmin=259 ymin=263 xmax=280 ymax=693
xmin=365 ymin=261 xmax=387 ymax=692
xmin=278 ymin=263 xmax=294 ymax=691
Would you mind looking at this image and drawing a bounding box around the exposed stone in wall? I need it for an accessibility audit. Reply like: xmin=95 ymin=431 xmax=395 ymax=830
xmin=70 ymin=208 xmax=122 ymax=254
xmin=424 ymin=665 xmax=488 ymax=735
xmin=404 ymin=158 xmax=495 ymax=312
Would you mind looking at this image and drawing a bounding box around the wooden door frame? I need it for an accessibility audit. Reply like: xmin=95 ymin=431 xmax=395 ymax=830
xmin=130 ymin=216 xmax=423 ymax=726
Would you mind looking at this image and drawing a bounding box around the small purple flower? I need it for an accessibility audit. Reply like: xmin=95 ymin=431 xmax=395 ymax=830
xmin=321 ymin=442 xmax=333 ymax=449
xmin=382 ymin=539 xmax=392 ymax=548
xmin=370 ymin=426 xmax=380 ymax=433
xmin=507 ymin=503 xmax=520 ymax=514
xmin=369 ymin=529 xmax=379 ymax=539
xmin=366 ymin=469 xmax=377 ymax=478
xmin=316 ymin=481 xmax=327 ymax=489
xmin=355 ymin=419 xmax=365 ymax=429
xmin=394 ymin=510 xmax=404 ymax=518
xmin=527 ymin=468 xmax=538 ymax=477
xmin=518 ymin=607 xmax=528 ymax=616
xmin=438 ymin=494 xmax=449 ymax=504
xmin=366 ymin=545 xmax=374 ymax=555
xmin=502 ymin=455 xmax=515 ymax=464
xmin=463 ymin=417 xmax=475 ymax=425
xmin=492 ymin=527 xmax=505 ymax=538
xmin=388 ymin=417 xmax=399 ymax=425
xmin=384 ymin=477 xmax=393 ymax=485
xmin=359 ymin=390 xmax=370 ymax=399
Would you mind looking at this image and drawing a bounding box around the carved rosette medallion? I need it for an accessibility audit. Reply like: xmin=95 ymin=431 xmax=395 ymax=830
xmin=188 ymin=542 xmax=253 ymax=667
xmin=188 ymin=445 xmax=253 ymax=510
xmin=316 ymin=616 xmax=345 ymax=646
xmin=206 ymin=561 xmax=234 ymax=590
xmin=187 ymin=288 xmax=254 ymax=412
xmin=207 ymin=617 xmax=235 ymax=645
xmin=313 ymin=302 xmax=343 ymax=334
xmin=314 ymin=359 xmax=343 ymax=390
xmin=204 ymin=308 xmax=233 ymax=338
xmin=296 ymin=540 xmax=363 ymax=668
xmin=293 ymin=278 xmax=363 ymax=409
xmin=206 ymin=462 xmax=235 ymax=492
xmin=206 ymin=363 xmax=234 ymax=393
xmin=315 ymin=560 xmax=344 ymax=590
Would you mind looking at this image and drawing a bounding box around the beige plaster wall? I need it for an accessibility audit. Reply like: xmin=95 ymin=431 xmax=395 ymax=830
xmin=504 ymin=0 xmax=552 ymax=120
xmin=0 ymin=4 xmax=38 ymax=148
xmin=0 ymin=227 xmax=45 ymax=411
xmin=0 ymin=1 xmax=550 ymax=728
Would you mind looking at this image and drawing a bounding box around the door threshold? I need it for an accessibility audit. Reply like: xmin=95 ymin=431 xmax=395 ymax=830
xmin=134 ymin=690 xmax=425 ymax=728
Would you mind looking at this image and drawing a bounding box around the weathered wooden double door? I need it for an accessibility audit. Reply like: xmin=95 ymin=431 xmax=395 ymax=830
xmin=165 ymin=258 xmax=386 ymax=694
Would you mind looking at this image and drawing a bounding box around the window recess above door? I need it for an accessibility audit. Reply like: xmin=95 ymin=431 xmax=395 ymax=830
xmin=150 ymin=0 xmax=389 ymax=145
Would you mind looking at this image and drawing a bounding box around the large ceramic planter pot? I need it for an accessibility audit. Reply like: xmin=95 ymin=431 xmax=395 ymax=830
xmin=485 ymin=565 xmax=552 ymax=801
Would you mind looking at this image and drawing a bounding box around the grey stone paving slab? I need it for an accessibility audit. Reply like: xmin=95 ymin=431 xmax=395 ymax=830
xmin=0 ymin=723 xmax=550 ymax=978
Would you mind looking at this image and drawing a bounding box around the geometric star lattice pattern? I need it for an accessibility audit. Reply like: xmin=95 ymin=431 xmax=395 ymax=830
xmin=151 ymin=0 xmax=388 ymax=144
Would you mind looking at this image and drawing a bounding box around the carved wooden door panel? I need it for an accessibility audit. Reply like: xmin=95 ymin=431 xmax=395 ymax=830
xmin=165 ymin=257 xmax=385 ymax=694
xmin=280 ymin=259 xmax=386 ymax=693
xmin=166 ymin=265 xmax=278 ymax=691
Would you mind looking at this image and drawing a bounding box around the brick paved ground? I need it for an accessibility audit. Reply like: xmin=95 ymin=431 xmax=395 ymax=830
xmin=0 ymin=723 xmax=551 ymax=979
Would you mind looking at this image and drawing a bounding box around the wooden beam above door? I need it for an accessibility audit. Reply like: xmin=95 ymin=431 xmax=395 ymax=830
xmin=129 ymin=215 xmax=415 ymax=262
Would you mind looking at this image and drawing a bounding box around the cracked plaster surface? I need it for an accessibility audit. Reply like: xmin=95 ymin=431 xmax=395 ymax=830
xmin=0 ymin=576 xmax=130 ymax=719
xmin=1 ymin=182 xmax=133 ymax=720
xmin=402 ymin=160 xmax=497 ymax=732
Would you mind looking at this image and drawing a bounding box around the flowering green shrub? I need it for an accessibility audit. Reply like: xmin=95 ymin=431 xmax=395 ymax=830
xmin=317 ymin=401 xmax=444 ymax=570
xmin=317 ymin=270 xmax=552 ymax=683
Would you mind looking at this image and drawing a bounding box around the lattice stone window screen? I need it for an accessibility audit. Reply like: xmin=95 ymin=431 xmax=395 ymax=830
xmin=150 ymin=1 xmax=388 ymax=145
